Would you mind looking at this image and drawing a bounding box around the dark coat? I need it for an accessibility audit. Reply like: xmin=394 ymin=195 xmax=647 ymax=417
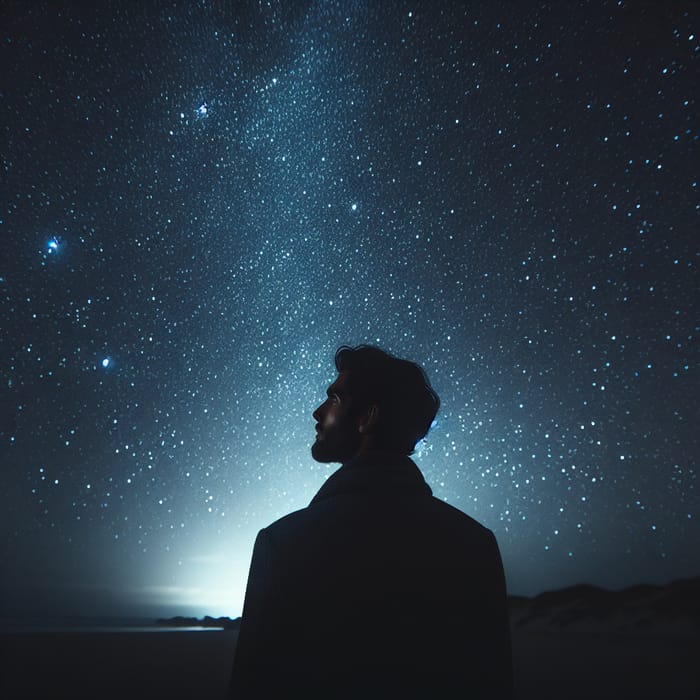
xmin=230 ymin=451 xmax=513 ymax=699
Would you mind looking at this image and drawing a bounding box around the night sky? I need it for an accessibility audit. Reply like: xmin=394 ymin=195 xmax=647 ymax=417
xmin=2 ymin=1 xmax=698 ymax=620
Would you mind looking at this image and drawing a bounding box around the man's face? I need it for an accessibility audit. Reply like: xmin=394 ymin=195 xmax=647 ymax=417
xmin=311 ymin=372 xmax=362 ymax=464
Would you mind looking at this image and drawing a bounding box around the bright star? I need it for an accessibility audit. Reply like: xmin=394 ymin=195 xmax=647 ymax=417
xmin=101 ymin=358 xmax=110 ymax=368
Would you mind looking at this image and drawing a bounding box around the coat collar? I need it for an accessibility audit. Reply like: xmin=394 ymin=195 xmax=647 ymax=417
xmin=309 ymin=450 xmax=433 ymax=506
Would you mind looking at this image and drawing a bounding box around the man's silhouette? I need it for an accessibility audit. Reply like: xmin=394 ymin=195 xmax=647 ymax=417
xmin=230 ymin=346 xmax=512 ymax=698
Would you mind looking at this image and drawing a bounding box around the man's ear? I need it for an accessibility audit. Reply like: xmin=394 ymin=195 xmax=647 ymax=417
xmin=358 ymin=404 xmax=379 ymax=434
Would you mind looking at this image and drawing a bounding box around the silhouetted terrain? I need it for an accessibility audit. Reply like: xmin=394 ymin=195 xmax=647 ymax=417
xmin=1 ymin=579 xmax=697 ymax=698
xmin=510 ymin=577 xmax=700 ymax=631
xmin=509 ymin=578 xmax=699 ymax=699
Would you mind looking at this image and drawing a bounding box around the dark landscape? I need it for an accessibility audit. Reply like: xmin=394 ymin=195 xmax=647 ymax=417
xmin=2 ymin=578 xmax=697 ymax=699
xmin=509 ymin=577 xmax=700 ymax=699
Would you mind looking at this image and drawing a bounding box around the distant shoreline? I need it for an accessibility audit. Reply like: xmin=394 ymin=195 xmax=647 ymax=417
xmin=0 ymin=615 xmax=240 ymax=634
xmin=156 ymin=615 xmax=241 ymax=630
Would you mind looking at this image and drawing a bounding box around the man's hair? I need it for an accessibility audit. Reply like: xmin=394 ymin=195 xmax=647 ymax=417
xmin=334 ymin=345 xmax=440 ymax=455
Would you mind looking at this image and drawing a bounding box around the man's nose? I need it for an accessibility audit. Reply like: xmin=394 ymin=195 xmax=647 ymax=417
xmin=312 ymin=404 xmax=321 ymax=421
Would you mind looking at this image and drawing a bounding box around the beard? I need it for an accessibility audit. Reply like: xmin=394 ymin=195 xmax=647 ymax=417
xmin=311 ymin=425 xmax=361 ymax=464
xmin=310 ymin=437 xmax=334 ymax=463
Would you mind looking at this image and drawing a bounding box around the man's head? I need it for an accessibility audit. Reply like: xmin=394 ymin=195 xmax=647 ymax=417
xmin=311 ymin=345 xmax=440 ymax=464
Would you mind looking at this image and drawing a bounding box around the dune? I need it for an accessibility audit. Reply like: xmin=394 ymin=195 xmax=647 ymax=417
xmin=510 ymin=578 xmax=700 ymax=699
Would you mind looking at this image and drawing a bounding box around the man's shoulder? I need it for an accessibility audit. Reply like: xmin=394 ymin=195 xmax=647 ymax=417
xmin=418 ymin=495 xmax=499 ymax=550
xmin=258 ymin=504 xmax=318 ymax=543
xmin=426 ymin=495 xmax=495 ymax=534
xmin=263 ymin=506 xmax=310 ymax=532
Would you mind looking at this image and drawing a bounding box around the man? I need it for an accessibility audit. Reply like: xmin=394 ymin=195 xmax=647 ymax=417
xmin=230 ymin=345 xmax=513 ymax=698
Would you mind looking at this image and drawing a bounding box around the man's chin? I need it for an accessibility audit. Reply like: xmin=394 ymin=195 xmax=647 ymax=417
xmin=311 ymin=439 xmax=358 ymax=464
xmin=311 ymin=440 xmax=333 ymax=463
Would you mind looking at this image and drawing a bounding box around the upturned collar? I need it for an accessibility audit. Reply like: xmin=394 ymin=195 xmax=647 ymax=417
xmin=309 ymin=450 xmax=433 ymax=506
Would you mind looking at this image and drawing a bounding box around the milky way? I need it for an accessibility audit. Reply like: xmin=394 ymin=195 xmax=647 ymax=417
xmin=1 ymin=1 xmax=698 ymax=618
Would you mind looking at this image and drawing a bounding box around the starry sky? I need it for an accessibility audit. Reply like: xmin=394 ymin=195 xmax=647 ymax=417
xmin=1 ymin=1 xmax=698 ymax=619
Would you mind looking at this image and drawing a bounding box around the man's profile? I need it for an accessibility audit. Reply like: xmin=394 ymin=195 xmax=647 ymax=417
xmin=230 ymin=345 xmax=513 ymax=698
